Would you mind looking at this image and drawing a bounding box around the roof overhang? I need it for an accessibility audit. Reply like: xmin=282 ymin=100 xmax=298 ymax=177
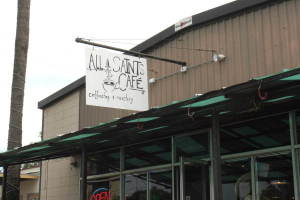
xmin=1 ymin=66 xmax=300 ymax=166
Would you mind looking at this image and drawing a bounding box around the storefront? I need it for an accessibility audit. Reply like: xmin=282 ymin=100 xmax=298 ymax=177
xmin=85 ymin=113 xmax=298 ymax=200
xmin=2 ymin=0 xmax=300 ymax=199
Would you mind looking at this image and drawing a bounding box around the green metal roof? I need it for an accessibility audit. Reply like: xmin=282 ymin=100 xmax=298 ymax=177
xmin=1 ymin=66 xmax=300 ymax=166
xmin=59 ymin=133 xmax=100 ymax=142
xmin=138 ymin=126 xmax=168 ymax=134
xmin=181 ymin=96 xmax=228 ymax=108
xmin=264 ymin=96 xmax=294 ymax=103
xmin=126 ymin=117 xmax=159 ymax=123
xmin=20 ymin=145 xmax=50 ymax=153
xmin=280 ymin=74 xmax=300 ymax=81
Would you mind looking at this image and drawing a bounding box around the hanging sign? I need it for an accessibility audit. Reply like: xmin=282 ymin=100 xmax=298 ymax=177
xmin=86 ymin=48 xmax=149 ymax=111
xmin=89 ymin=188 xmax=111 ymax=200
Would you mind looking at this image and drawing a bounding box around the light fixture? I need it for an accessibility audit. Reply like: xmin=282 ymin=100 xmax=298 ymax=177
xmin=180 ymin=66 xmax=188 ymax=72
xmin=149 ymin=78 xmax=156 ymax=84
xmin=271 ymin=180 xmax=289 ymax=185
xmin=213 ymin=53 xmax=226 ymax=62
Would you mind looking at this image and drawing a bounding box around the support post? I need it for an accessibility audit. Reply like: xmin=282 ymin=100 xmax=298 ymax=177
xmin=179 ymin=157 xmax=185 ymax=200
xmin=146 ymin=172 xmax=150 ymax=200
xmin=2 ymin=165 xmax=7 ymax=200
xmin=251 ymin=156 xmax=257 ymax=200
xmin=171 ymin=136 xmax=176 ymax=200
xmin=80 ymin=147 xmax=87 ymax=200
xmin=120 ymin=147 xmax=125 ymax=200
xmin=289 ymin=111 xmax=300 ymax=200
xmin=210 ymin=114 xmax=223 ymax=200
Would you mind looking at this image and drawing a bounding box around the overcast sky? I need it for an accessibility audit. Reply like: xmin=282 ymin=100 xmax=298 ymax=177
xmin=0 ymin=0 xmax=235 ymax=152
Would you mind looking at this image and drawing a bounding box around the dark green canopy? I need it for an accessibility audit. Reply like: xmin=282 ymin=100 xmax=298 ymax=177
xmin=1 ymin=66 xmax=300 ymax=166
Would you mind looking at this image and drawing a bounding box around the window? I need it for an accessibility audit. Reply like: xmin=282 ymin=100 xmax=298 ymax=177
xmin=125 ymin=139 xmax=171 ymax=170
xmin=87 ymin=176 xmax=120 ymax=200
xmin=88 ymin=149 xmax=120 ymax=175
xmin=125 ymin=174 xmax=147 ymax=200
xmin=221 ymin=114 xmax=290 ymax=155
xmin=184 ymin=164 xmax=210 ymax=200
xmin=150 ymin=170 xmax=172 ymax=200
xmin=257 ymin=153 xmax=294 ymax=200
xmin=222 ymin=158 xmax=251 ymax=200
xmin=175 ymin=132 xmax=210 ymax=161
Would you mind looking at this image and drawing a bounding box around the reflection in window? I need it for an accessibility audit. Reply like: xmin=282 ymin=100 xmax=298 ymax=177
xmin=257 ymin=153 xmax=294 ymax=200
xmin=222 ymin=158 xmax=251 ymax=200
xmin=175 ymin=132 xmax=209 ymax=161
xmin=125 ymin=139 xmax=171 ymax=170
xmin=185 ymin=164 xmax=210 ymax=200
xmin=87 ymin=177 xmax=120 ymax=200
xmin=88 ymin=150 xmax=120 ymax=176
xmin=221 ymin=114 xmax=290 ymax=155
xmin=125 ymin=174 xmax=147 ymax=200
xmin=150 ymin=170 xmax=172 ymax=200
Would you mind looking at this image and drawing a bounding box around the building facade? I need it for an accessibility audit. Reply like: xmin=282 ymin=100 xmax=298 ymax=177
xmin=37 ymin=0 xmax=300 ymax=200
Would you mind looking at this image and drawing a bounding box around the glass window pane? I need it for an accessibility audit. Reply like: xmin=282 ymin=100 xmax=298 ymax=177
xmin=185 ymin=164 xmax=210 ymax=200
xmin=87 ymin=176 xmax=120 ymax=200
xmin=175 ymin=132 xmax=209 ymax=161
xmin=221 ymin=114 xmax=290 ymax=155
xmin=257 ymin=153 xmax=294 ymax=200
xmin=150 ymin=170 xmax=172 ymax=200
xmin=125 ymin=139 xmax=171 ymax=170
xmin=222 ymin=158 xmax=251 ymax=200
xmin=88 ymin=149 xmax=120 ymax=176
xmin=125 ymin=174 xmax=147 ymax=200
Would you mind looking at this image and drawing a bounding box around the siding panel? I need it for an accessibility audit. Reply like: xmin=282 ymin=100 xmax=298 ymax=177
xmin=140 ymin=0 xmax=300 ymax=107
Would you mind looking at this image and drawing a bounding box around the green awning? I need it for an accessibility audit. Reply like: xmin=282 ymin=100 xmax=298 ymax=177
xmin=0 ymin=66 xmax=300 ymax=166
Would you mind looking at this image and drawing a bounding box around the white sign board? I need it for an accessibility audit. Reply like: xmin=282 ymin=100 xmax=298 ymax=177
xmin=175 ymin=16 xmax=192 ymax=32
xmin=85 ymin=48 xmax=149 ymax=111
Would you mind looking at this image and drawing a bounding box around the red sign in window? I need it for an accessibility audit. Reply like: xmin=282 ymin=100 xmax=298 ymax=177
xmin=89 ymin=188 xmax=111 ymax=200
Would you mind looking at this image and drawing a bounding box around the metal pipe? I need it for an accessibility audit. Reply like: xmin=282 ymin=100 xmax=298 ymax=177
xmin=80 ymin=147 xmax=87 ymax=200
xmin=122 ymin=163 xmax=173 ymax=175
xmin=75 ymin=38 xmax=187 ymax=66
xmin=221 ymin=145 xmax=291 ymax=160
xmin=2 ymin=165 xmax=7 ymax=200
xmin=87 ymin=163 xmax=175 ymax=180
